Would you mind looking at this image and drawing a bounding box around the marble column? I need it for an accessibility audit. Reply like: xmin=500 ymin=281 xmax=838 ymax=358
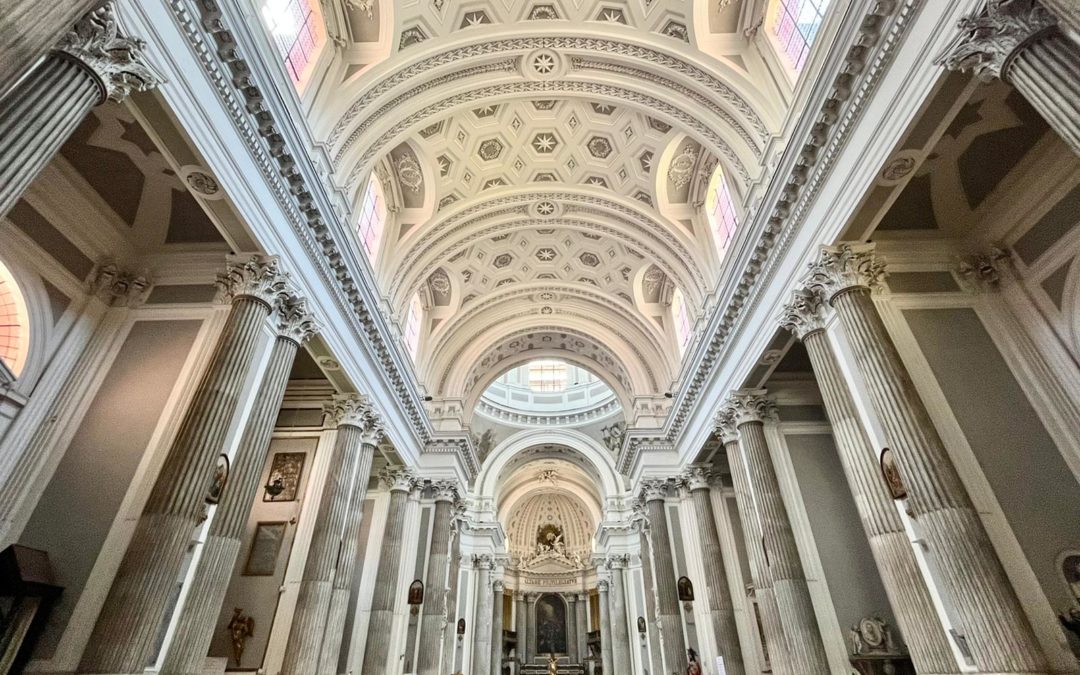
xmin=682 ymin=467 xmax=745 ymax=675
xmin=607 ymin=558 xmax=632 ymax=675
xmin=417 ymin=483 xmax=460 ymax=675
xmin=526 ymin=592 xmax=538 ymax=662
xmin=1041 ymin=0 xmax=1080 ymax=37
xmin=939 ymin=0 xmax=1080 ymax=157
xmin=636 ymin=527 xmax=665 ymax=675
xmin=317 ymin=408 xmax=383 ymax=674
xmin=780 ymin=286 xmax=959 ymax=674
xmin=0 ymin=0 xmax=101 ymax=97
xmin=727 ymin=390 xmax=830 ymax=675
xmin=472 ymin=557 xmax=494 ymax=675
xmin=360 ymin=469 xmax=418 ymax=674
xmin=639 ymin=480 xmax=687 ymax=673
xmin=597 ymin=580 xmax=614 ymax=675
xmin=567 ymin=593 xmax=579 ymax=662
xmin=491 ymin=579 xmax=505 ymax=675
xmin=163 ymin=293 xmax=317 ymax=675
xmin=515 ymin=591 xmax=527 ymax=665
xmin=575 ymin=593 xmax=588 ymax=664
xmin=440 ymin=518 xmax=463 ymax=675
xmin=0 ymin=3 xmax=162 ymax=219
xmin=79 ymin=254 xmax=287 ymax=674
xmin=715 ymin=410 xmax=792 ymax=675
xmin=279 ymin=395 xmax=380 ymax=675
xmin=806 ymin=242 xmax=1048 ymax=672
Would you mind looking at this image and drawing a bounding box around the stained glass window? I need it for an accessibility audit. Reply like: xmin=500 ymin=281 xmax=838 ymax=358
xmin=706 ymin=166 xmax=739 ymax=265
xmin=771 ymin=0 xmax=830 ymax=71
xmin=0 ymin=262 xmax=28 ymax=377
xmin=528 ymin=360 xmax=568 ymax=392
xmin=262 ymin=0 xmax=324 ymax=86
xmin=357 ymin=176 xmax=386 ymax=262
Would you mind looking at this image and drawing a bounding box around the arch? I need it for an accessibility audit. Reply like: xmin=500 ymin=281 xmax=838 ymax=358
xmin=474 ymin=427 xmax=623 ymax=504
xmin=0 ymin=258 xmax=33 ymax=379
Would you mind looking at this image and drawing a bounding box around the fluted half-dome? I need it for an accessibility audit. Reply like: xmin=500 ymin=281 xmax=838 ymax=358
xmin=505 ymin=490 xmax=595 ymax=563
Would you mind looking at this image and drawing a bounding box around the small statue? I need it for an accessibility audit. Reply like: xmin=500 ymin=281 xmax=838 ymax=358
xmin=849 ymin=624 xmax=864 ymax=655
xmin=226 ymin=608 xmax=254 ymax=666
xmin=686 ymin=648 xmax=702 ymax=675
xmin=548 ymin=652 xmax=559 ymax=675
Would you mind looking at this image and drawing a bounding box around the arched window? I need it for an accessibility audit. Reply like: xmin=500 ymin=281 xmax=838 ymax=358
xmin=527 ymin=360 xmax=568 ymax=392
xmin=671 ymin=287 xmax=692 ymax=354
xmin=705 ymin=165 xmax=739 ymax=265
xmin=262 ymin=0 xmax=325 ymax=87
xmin=0 ymin=261 xmax=29 ymax=378
xmin=357 ymin=175 xmax=387 ymax=262
xmin=770 ymin=0 xmax=830 ymax=71
xmin=404 ymin=293 xmax=422 ymax=358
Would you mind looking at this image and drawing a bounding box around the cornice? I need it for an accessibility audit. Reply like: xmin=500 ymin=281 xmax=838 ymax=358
xmin=621 ymin=0 xmax=920 ymax=472
xmin=169 ymin=0 xmax=479 ymax=467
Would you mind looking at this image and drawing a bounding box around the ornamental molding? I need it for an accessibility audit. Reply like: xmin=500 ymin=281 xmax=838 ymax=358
xmin=171 ymin=0 xmax=467 ymax=470
xmin=56 ymin=3 xmax=165 ymax=104
xmin=323 ymin=393 xmax=383 ymax=442
xmin=955 ymin=246 xmax=1012 ymax=293
xmin=327 ymin=36 xmax=769 ymax=156
xmin=275 ymin=292 xmax=320 ymax=345
xmin=805 ymin=243 xmax=888 ymax=300
xmin=344 ymin=80 xmax=751 ymax=187
xmin=90 ymin=263 xmax=152 ymax=307
xmin=215 ymin=254 xmax=290 ymax=308
xmin=620 ymin=0 xmax=918 ymax=474
xmin=936 ymin=0 xmax=1057 ymax=82
xmin=777 ymin=286 xmax=829 ymax=341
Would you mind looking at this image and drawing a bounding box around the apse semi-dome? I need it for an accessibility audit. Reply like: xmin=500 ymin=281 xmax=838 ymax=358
xmin=504 ymin=489 xmax=595 ymax=562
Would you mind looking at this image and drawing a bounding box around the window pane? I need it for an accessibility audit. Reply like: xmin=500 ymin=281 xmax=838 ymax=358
xmin=705 ymin=166 xmax=739 ymax=266
xmin=771 ymin=0 xmax=830 ymax=72
xmin=528 ymin=360 xmax=569 ymax=392
xmin=357 ymin=176 xmax=386 ymax=262
xmin=263 ymin=0 xmax=323 ymax=85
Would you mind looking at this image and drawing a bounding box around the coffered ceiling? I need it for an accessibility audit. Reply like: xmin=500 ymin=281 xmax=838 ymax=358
xmin=309 ymin=0 xmax=789 ymax=427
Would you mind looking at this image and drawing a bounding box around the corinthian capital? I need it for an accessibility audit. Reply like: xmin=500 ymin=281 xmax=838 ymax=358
xmin=380 ymin=467 xmax=419 ymax=493
xmin=431 ymin=480 xmax=460 ymax=503
xmin=778 ymin=286 xmax=829 ymax=340
xmin=805 ymin=243 xmax=887 ymax=300
xmin=275 ymin=293 xmax=319 ymax=345
xmin=55 ymin=3 xmax=165 ymax=104
xmin=323 ymin=393 xmax=383 ymax=442
xmin=639 ymin=479 xmax=668 ymax=502
xmin=936 ymin=0 xmax=1057 ymax=81
xmin=725 ymin=389 xmax=776 ymax=426
xmin=216 ymin=254 xmax=290 ymax=308
xmin=681 ymin=466 xmax=713 ymax=491
xmin=713 ymin=406 xmax=739 ymax=444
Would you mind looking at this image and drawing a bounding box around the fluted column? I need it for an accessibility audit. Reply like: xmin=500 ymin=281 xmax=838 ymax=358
xmin=606 ymin=557 xmax=632 ymax=674
xmin=806 ymin=242 xmax=1048 ymax=673
xmin=639 ymin=480 xmax=687 ymax=673
xmin=417 ymin=483 xmax=460 ymax=675
xmin=526 ymin=592 xmax=538 ymax=662
xmin=0 ymin=3 xmax=162 ymax=219
xmin=1041 ymin=0 xmax=1080 ymax=36
xmin=440 ymin=517 xmax=463 ymax=675
xmin=567 ymin=592 xmax=579 ymax=662
xmin=360 ymin=469 xmax=418 ymax=674
xmin=636 ymin=525 xmax=665 ymax=675
xmin=682 ymin=467 xmax=745 ymax=675
xmin=491 ymin=579 xmax=505 ymax=675
xmin=317 ymin=409 xmax=383 ymax=674
xmin=597 ymin=580 xmax=613 ymax=675
xmin=939 ymin=0 xmax=1080 ymax=157
xmin=515 ymin=591 xmax=527 ymax=664
xmin=279 ymin=395 xmax=380 ymax=675
xmin=575 ymin=593 xmax=588 ymax=664
xmin=472 ymin=557 xmax=494 ymax=675
xmin=79 ymin=254 xmax=287 ymax=674
xmin=715 ymin=410 xmax=792 ymax=675
xmin=163 ymin=293 xmax=317 ymax=675
xmin=727 ymin=390 xmax=830 ymax=675
xmin=780 ymin=287 xmax=959 ymax=674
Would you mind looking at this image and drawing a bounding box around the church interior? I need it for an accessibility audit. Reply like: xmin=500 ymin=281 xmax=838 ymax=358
xmin=0 ymin=0 xmax=1078 ymax=674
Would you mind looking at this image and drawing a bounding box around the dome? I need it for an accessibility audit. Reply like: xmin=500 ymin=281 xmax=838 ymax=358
xmin=504 ymin=490 xmax=595 ymax=563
